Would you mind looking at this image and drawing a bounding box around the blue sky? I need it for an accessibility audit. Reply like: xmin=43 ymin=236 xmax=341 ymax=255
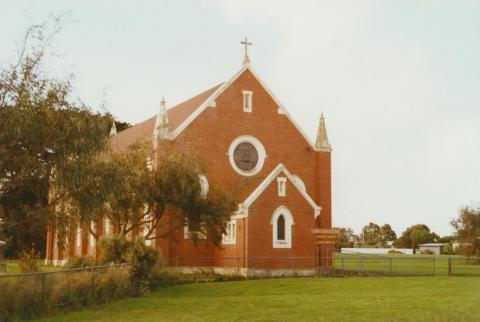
xmin=1 ymin=0 xmax=479 ymax=236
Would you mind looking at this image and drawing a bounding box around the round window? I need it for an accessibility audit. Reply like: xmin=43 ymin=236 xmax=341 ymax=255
xmin=233 ymin=142 xmax=259 ymax=171
xmin=228 ymin=135 xmax=266 ymax=176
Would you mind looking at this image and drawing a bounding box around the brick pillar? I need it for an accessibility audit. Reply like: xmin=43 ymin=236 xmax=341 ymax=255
xmin=315 ymin=151 xmax=332 ymax=229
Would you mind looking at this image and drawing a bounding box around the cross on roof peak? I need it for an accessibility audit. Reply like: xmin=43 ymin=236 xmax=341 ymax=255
xmin=240 ymin=37 xmax=253 ymax=65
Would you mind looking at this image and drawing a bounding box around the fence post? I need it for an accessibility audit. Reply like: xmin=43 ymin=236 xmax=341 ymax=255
xmin=432 ymin=257 xmax=436 ymax=276
xmin=237 ymin=257 xmax=240 ymax=279
xmin=448 ymin=257 xmax=452 ymax=276
xmin=341 ymin=256 xmax=344 ymax=272
xmin=41 ymin=273 xmax=46 ymax=308
xmin=91 ymin=270 xmax=95 ymax=300
xmin=389 ymin=258 xmax=392 ymax=275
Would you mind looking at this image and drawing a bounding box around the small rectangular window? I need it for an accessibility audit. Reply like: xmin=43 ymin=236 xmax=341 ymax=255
xmin=277 ymin=177 xmax=287 ymax=197
xmin=242 ymin=90 xmax=252 ymax=113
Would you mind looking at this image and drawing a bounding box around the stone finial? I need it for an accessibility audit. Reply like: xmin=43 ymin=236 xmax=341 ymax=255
xmin=153 ymin=95 xmax=170 ymax=140
xmin=109 ymin=120 xmax=117 ymax=137
xmin=316 ymin=113 xmax=332 ymax=152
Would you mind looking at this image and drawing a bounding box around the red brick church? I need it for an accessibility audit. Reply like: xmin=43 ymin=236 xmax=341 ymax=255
xmin=46 ymin=40 xmax=336 ymax=276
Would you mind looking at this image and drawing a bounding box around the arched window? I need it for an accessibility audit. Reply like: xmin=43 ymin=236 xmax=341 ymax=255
xmin=271 ymin=206 xmax=294 ymax=248
xmin=277 ymin=215 xmax=285 ymax=240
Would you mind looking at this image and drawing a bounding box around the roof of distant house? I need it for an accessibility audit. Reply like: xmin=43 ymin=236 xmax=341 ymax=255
xmin=419 ymin=243 xmax=447 ymax=247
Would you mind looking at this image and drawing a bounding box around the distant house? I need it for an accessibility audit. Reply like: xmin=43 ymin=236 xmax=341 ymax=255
xmin=419 ymin=243 xmax=446 ymax=255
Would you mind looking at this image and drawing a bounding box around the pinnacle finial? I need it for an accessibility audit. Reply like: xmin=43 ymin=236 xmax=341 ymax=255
xmin=240 ymin=37 xmax=252 ymax=65
xmin=109 ymin=120 xmax=117 ymax=137
xmin=153 ymin=95 xmax=170 ymax=141
xmin=316 ymin=113 xmax=331 ymax=152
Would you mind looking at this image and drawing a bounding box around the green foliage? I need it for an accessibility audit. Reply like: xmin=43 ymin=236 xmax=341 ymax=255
xmin=438 ymin=235 xmax=454 ymax=243
xmin=114 ymin=120 xmax=131 ymax=133
xmin=18 ymin=248 xmax=40 ymax=273
xmin=361 ymin=223 xmax=396 ymax=247
xmin=99 ymin=236 xmax=163 ymax=295
xmin=99 ymin=236 xmax=131 ymax=265
xmin=379 ymin=224 xmax=397 ymax=246
xmin=394 ymin=224 xmax=439 ymax=249
xmin=0 ymin=177 xmax=48 ymax=258
xmin=333 ymin=227 xmax=357 ymax=249
xmin=361 ymin=222 xmax=381 ymax=246
xmin=68 ymin=142 xmax=237 ymax=248
xmin=0 ymin=21 xmax=114 ymax=256
xmin=388 ymin=250 xmax=404 ymax=255
xmin=0 ymin=267 xmax=131 ymax=320
xmin=64 ymin=256 xmax=97 ymax=269
xmin=451 ymin=207 xmax=480 ymax=256
xmin=420 ymin=249 xmax=434 ymax=255
xmin=444 ymin=243 xmax=454 ymax=255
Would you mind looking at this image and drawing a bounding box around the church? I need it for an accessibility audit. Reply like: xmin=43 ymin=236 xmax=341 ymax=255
xmin=45 ymin=40 xmax=336 ymax=276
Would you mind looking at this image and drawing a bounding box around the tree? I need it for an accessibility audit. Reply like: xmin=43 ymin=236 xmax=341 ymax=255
xmin=394 ymin=224 xmax=439 ymax=249
xmin=63 ymin=141 xmax=237 ymax=247
xmin=451 ymin=207 xmax=480 ymax=256
xmin=114 ymin=120 xmax=131 ymax=133
xmin=333 ymin=227 xmax=357 ymax=250
xmin=379 ymin=224 xmax=397 ymax=247
xmin=0 ymin=20 xmax=113 ymax=256
xmin=0 ymin=177 xmax=49 ymax=257
xmin=361 ymin=222 xmax=381 ymax=246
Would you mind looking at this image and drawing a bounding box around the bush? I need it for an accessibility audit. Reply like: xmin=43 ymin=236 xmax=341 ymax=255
xmin=64 ymin=256 xmax=97 ymax=269
xmin=444 ymin=243 xmax=453 ymax=255
xmin=18 ymin=248 xmax=40 ymax=273
xmin=0 ymin=266 xmax=131 ymax=320
xmin=388 ymin=250 xmax=404 ymax=255
xmin=99 ymin=236 xmax=163 ymax=295
xmin=420 ymin=249 xmax=434 ymax=255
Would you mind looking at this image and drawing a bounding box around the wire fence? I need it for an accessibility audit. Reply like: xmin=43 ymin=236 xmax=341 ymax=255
xmin=163 ymin=253 xmax=480 ymax=277
xmin=0 ymin=263 xmax=130 ymax=312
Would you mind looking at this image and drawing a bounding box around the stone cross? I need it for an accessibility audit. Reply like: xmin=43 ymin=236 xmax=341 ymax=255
xmin=241 ymin=37 xmax=252 ymax=65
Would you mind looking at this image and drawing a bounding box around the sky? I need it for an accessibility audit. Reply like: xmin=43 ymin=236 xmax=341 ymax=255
xmin=1 ymin=0 xmax=479 ymax=236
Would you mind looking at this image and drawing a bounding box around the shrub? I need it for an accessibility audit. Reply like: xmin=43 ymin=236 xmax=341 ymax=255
xmin=420 ymin=249 xmax=434 ymax=255
xmin=444 ymin=243 xmax=453 ymax=255
xmin=388 ymin=250 xmax=404 ymax=255
xmin=99 ymin=235 xmax=131 ymax=264
xmin=0 ymin=266 xmax=131 ymax=321
xmin=99 ymin=236 xmax=163 ymax=295
xmin=18 ymin=248 xmax=40 ymax=273
xmin=64 ymin=256 xmax=97 ymax=269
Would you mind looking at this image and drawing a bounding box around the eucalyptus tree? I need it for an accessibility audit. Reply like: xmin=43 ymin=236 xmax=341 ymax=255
xmin=0 ymin=21 xmax=112 ymax=255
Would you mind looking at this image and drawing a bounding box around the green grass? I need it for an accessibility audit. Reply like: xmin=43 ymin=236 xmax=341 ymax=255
xmin=334 ymin=253 xmax=480 ymax=276
xmin=37 ymin=276 xmax=480 ymax=322
xmin=0 ymin=260 xmax=59 ymax=274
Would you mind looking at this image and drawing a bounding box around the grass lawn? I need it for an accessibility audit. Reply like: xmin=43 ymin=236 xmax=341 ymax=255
xmin=334 ymin=253 xmax=480 ymax=276
xmin=0 ymin=260 xmax=58 ymax=274
xmin=37 ymin=276 xmax=480 ymax=322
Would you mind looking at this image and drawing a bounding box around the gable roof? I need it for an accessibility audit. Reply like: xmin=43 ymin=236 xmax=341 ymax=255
xmin=111 ymin=64 xmax=318 ymax=151
xmin=170 ymin=64 xmax=317 ymax=150
xmin=110 ymin=83 xmax=222 ymax=150
xmin=235 ymin=163 xmax=321 ymax=219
